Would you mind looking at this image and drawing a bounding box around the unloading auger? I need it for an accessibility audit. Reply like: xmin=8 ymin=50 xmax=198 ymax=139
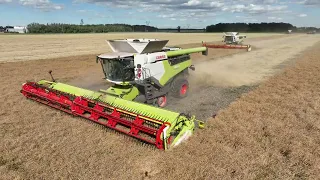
xmin=20 ymin=38 xmax=207 ymax=150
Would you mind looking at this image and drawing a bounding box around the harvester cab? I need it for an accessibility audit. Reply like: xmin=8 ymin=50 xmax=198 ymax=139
xmin=96 ymin=39 xmax=207 ymax=108
xmin=20 ymin=38 xmax=208 ymax=151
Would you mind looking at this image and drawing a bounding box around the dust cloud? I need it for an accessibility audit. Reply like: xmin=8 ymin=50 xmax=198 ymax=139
xmin=189 ymin=62 xmax=257 ymax=88
xmin=66 ymin=68 xmax=110 ymax=91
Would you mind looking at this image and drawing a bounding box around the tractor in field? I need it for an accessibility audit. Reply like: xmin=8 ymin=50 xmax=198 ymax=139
xmin=97 ymin=39 xmax=207 ymax=108
xmin=222 ymin=32 xmax=247 ymax=45
xmin=20 ymin=38 xmax=208 ymax=150
xmin=202 ymin=32 xmax=251 ymax=52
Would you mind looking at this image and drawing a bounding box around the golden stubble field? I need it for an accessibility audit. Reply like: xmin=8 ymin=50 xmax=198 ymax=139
xmin=1 ymin=33 xmax=320 ymax=179
xmin=0 ymin=32 xmax=284 ymax=62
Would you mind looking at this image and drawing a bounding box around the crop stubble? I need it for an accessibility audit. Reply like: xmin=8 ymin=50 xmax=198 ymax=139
xmin=0 ymin=32 xmax=283 ymax=62
xmin=155 ymin=40 xmax=320 ymax=180
xmin=0 ymin=33 xmax=320 ymax=179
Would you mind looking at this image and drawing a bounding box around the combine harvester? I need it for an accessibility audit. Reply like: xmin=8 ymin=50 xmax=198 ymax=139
xmin=20 ymin=39 xmax=208 ymax=150
xmin=202 ymin=32 xmax=252 ymax=52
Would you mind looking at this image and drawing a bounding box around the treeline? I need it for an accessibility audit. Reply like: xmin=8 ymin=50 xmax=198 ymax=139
xmin=26 ymin=23 xmax=158 ymax=33
xmin=206 ymin=23 xmax=296 ymax=32
xmin=21 ymin=22 xmax=319 ymax=34
xmin=295 ymin=27 xmax=319 ymax=33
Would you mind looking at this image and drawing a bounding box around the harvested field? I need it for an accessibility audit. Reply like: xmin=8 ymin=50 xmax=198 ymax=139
xmin=190 ymin=34 xmax=320 ymax=87
xmin=1 ymin=33 xmax=320 ymax=179
xmin=0 ymin=32 xmax=283 ymax=62
xmin=167 ymin=34 xmax=320 ymax=119
xmin=157 ymin=40 xmax=320 ymax=180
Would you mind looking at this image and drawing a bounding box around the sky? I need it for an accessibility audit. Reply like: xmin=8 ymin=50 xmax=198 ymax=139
xmin=0 ymin=0 xmax=319 ymax=28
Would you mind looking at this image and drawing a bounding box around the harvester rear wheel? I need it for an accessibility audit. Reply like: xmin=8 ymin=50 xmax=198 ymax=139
xmin=171 ymin=78 xmax=189 ymax=98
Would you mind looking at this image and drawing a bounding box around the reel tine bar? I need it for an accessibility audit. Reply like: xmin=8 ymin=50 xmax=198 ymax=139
xmin=20 ymin=82 xmax=170 ymax=150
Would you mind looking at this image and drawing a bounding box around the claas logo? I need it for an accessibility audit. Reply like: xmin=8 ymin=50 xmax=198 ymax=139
xmin=156 ymin=55 xmax=166 ymax=60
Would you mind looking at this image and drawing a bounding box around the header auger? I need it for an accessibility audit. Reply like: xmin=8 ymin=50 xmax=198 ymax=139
xmin=20 ymin=38 xmax=208 ymax=150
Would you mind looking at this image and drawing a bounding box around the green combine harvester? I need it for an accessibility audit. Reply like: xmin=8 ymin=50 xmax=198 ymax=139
xmin=20 ymin=39 xmax=208 ymax=150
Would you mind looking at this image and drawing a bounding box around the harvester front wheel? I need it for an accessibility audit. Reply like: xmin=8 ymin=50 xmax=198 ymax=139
xmin=155 ymin=95 xmax=168 ymax=108
xmin=171 ymin=78 xmax=189 ymax=98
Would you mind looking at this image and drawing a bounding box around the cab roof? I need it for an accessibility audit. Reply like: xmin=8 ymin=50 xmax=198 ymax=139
xmin=98 ymin=52 xmax=134 ymax=59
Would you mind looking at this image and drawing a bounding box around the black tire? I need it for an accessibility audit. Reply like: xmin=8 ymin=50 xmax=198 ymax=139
xmin=171 ymin=78 xmax=189 ymax=98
